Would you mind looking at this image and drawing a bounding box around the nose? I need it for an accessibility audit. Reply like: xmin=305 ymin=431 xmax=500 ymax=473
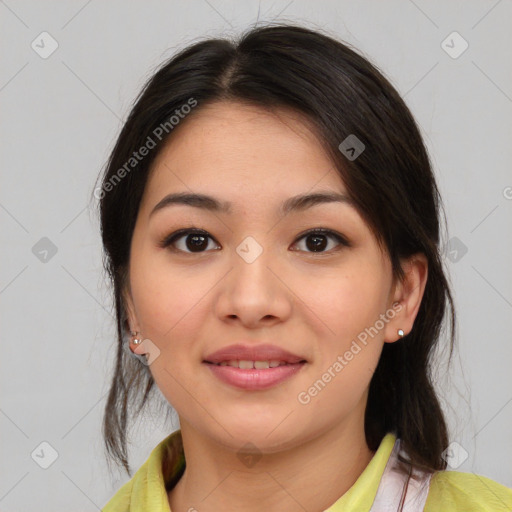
xmin=213 ymin=240 xmax=293 ymax=329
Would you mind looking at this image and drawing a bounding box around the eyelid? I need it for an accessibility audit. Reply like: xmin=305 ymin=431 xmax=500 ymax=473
xmin=158 ymin=228 xmax=217 ymax=250
xmin=294 ymin=227 xmax=351 ymax=249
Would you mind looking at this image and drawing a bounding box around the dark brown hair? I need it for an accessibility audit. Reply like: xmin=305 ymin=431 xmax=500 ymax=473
xmin=93 ymin=22 xmax=456 ymax=477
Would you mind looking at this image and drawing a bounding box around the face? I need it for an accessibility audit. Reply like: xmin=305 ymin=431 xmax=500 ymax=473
xmin=125 ymin=101 xmax=408 ymax=453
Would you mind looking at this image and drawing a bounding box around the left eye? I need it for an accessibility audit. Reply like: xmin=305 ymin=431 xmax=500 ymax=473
xmin=160 ymin=229 xmax=219 ymax=253
xmin=291 ymin=229 xmax=349 ymax=253
xmin=159 ymin=228 xmax=349 ymax=254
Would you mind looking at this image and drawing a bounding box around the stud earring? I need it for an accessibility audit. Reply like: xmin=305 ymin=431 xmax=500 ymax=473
xmin=397 ymin=329 xmax=404 ymax=337
xmin=130 ymin=331 xmax=142 ymax=345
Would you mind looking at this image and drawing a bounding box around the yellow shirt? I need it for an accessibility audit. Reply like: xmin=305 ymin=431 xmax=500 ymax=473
xmin=101 ymin=430 xmax=512 ymax=511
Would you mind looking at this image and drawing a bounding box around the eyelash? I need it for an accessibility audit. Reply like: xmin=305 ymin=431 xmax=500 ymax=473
xmin=158 ymin=227 xmax=351 ymax=255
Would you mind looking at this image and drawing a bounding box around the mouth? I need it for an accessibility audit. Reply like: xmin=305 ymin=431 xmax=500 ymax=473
xmin=202 ymin=343 xmax=307 ymax=390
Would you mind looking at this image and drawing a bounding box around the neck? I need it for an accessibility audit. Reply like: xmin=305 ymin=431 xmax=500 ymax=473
xmin=168 ymin=418 xmax=375 ymax=512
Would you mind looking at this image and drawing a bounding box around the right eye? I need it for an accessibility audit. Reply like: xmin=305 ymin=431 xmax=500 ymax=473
xmin=159 ymin=229 xmax=221 ymax=254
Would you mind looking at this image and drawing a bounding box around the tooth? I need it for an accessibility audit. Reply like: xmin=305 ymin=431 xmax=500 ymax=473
xmin=238 ymin=360 xmax=254 ymax=369
xmin=219 ymin=361 xmax=228 ymax=366
xmin=254 ymin=361 xmax=270 ymax=369
xmin=269 ymin=360 xmax=281 ymax=368
xmin=227 ymin=360 xmax=238 ymax=367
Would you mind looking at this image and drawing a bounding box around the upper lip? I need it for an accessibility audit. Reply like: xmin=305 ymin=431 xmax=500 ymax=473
xmin=204 ymin=344 xmax=307 ymax=364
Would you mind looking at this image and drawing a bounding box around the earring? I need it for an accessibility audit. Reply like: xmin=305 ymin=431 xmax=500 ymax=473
xmin=130 ymin=331 xmax=142 ymax=345
xmin=397 ymin=329 xmax=405 ymax=337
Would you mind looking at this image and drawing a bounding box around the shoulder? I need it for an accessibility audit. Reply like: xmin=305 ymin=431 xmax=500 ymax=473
xmin=101 ymin=430 xmax=184 ymax=511
xmin=101 ymin=478 xmax=132 ymax=511
xmin=424 ymin=469 xmax=512 ymax=511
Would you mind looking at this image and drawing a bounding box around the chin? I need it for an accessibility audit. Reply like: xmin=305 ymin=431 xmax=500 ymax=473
xmin=211 ymin=418 xmax=303 ymax=453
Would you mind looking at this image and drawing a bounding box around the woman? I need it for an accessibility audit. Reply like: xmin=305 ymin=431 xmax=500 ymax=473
xmin=97 ymin=23 xmax=512 ymax=511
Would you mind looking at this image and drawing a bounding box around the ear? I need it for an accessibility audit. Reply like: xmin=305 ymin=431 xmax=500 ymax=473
xmin=384 ymin=252 xmax=428 ymax=344
xmin=122 ymin=281 xmax=141 ymax=336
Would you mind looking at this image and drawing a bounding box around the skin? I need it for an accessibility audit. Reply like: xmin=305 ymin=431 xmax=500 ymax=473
xmin=124 ymin=101 xmax=428 ymax=512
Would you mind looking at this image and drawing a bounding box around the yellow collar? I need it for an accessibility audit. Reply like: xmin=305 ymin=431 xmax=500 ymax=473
xmin=103 ymin=430 xmax=397 ymax=511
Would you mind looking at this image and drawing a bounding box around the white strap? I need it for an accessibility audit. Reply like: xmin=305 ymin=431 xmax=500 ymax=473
xmin=369 ymin=438 xmax=432 ymax=512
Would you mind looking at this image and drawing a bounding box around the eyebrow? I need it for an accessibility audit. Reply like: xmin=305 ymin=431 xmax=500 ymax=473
xmin=149 ymin=190 xmax=355 ymax=218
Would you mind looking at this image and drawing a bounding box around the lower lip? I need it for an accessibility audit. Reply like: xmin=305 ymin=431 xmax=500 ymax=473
xmin=204 ymin=362 xmax=306 ymax=390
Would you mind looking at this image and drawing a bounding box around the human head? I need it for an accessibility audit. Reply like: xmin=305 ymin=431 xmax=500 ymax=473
xmin=94 ymin=23 xmax=455 ymax=476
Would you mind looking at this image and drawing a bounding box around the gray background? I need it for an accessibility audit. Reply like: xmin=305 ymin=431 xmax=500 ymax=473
xmin=1 ymin=0 xmax=511 ymax=509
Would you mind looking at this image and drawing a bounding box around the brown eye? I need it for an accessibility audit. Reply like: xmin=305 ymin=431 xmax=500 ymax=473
xmin=160 ymin=229 xmax=220 ymax=253
xmin=292 ymin=229 xmax=350 ymax=253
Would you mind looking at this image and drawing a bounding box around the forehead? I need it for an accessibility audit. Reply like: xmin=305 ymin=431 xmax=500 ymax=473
xmin=142 ymin=101 xmax=347 ymax=212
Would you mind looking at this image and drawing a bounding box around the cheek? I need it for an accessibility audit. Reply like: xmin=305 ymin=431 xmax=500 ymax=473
xmin=299 ymin=260 xmax=388 ymax=345
xmin=129 ymin=256 xmax=211 ymax=405
xmin=130 ymin=246 xmax=209 ymax=339
xmin=294 ymin=258 xmax=387 ymax=408
xmin=295 ymin=295 xmax=384 ymax=422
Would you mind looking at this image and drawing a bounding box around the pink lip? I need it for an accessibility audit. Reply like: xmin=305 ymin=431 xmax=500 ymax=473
xmin=205 ymin=362 xmax=305 ymax=390
xmin=203 ymin=343 xmax=306 ymax=364
xmin=203 ymin=343 xmax=307 ymax=391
